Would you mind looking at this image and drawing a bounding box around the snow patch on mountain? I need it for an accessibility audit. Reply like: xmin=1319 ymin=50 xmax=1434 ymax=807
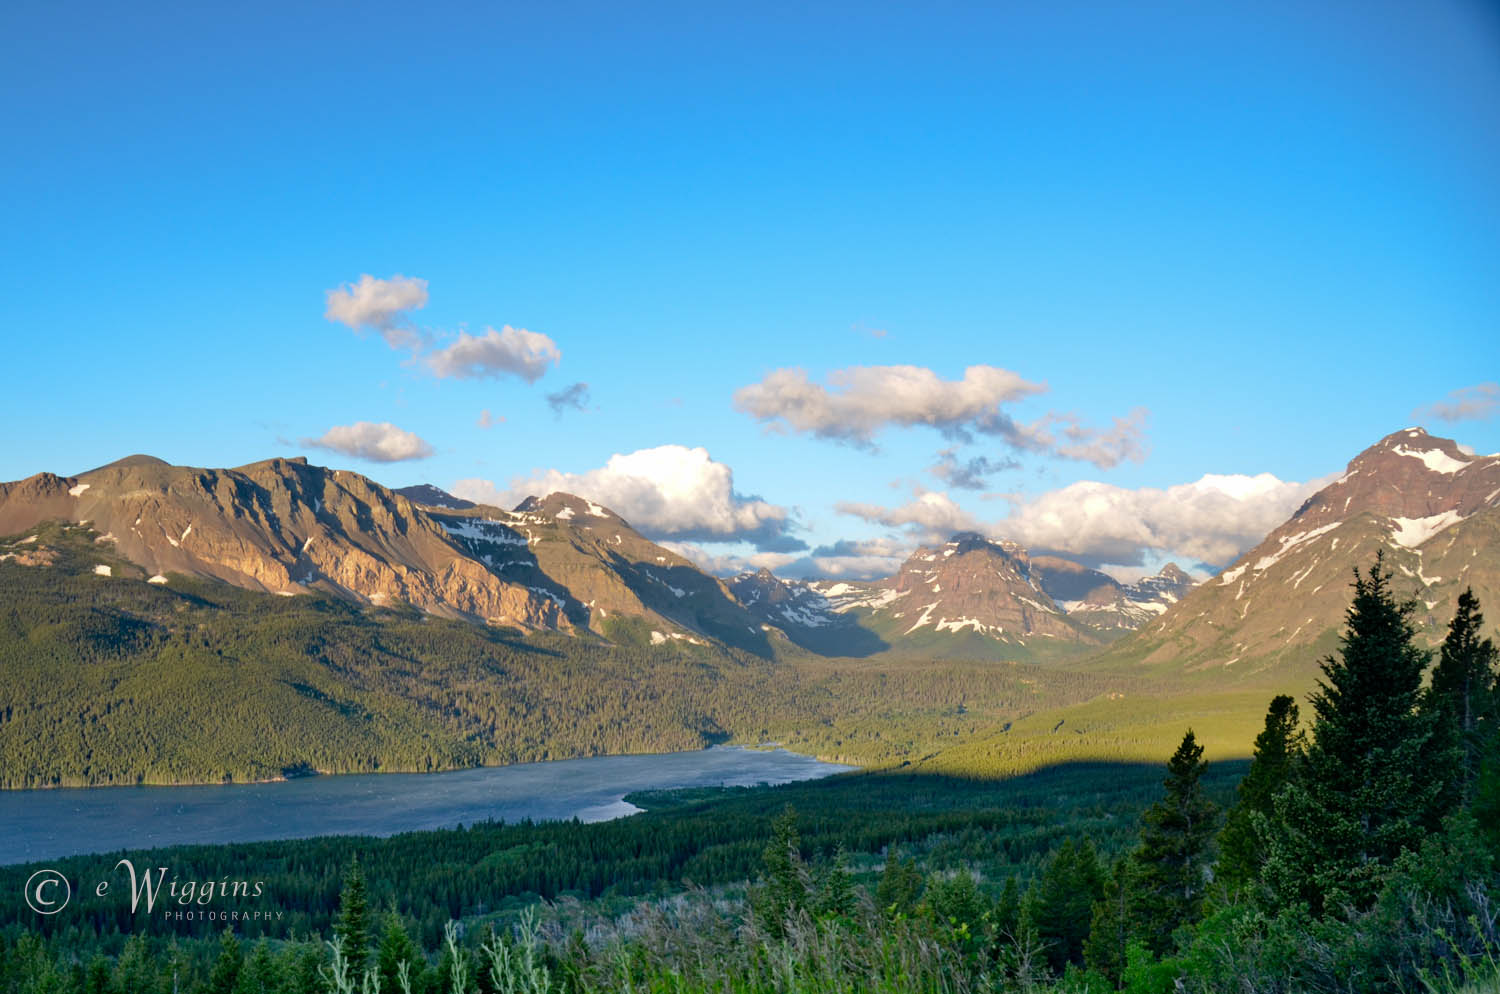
xmin=1391 ymin=444 xmax=1470 ymax=475
xmin=1390 ymin=511 xmax=1465 ymax=549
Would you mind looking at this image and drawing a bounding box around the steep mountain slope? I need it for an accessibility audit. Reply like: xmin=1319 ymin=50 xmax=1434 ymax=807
xmin=423 ymin=492 xmax=773 ymax=654
xmin=0 ymin=457 xmax=771 ymax=650
xmin=1095 ymin=428 xmax=1500 ymax=675
xmin=1031 ymin=557 xmax=1195 ymax=634
xmin=726 ymin=569 xmax=889 ymax=656
xmin=0 ymin=455 xmax=565 ymax=628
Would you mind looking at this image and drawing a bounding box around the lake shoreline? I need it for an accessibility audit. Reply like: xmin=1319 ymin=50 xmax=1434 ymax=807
xmin=0 ymin=741 xmax=849 ymax=792
xmin=1 ymin=745 xmax=857 ymax=866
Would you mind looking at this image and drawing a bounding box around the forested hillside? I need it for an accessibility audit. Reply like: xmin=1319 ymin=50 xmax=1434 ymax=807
xmin=0 ymin=523 xmax=1146 ymax=788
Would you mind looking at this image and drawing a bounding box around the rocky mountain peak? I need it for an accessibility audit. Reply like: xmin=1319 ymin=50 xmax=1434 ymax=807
xmin=1156 ymin=562 xmax=1191 ymax=584
xmin=514 ymin=492 xmax=623 ymax=523
xmin=1283 ymin=428 xmax=1499 ymax=539
xmin=395 ymin=484 xmax=475 ymax=510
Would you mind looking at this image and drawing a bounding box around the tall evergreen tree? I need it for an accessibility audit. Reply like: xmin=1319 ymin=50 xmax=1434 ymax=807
xmin=1030 ymin=838 xmax=1106 ymax=973
xmin=876 ymin=845 xmax=923 ymax=916
xmin=755 ymin=807 xmax=808 ymax=937
xmin=1216 ymin=695 xmax=1303 ymax=891
xmin=1424 ymin=589 xmax=1498 ymax=811
xmin=335 ymin=855 xmax=371 ymax=977
xmin=1131 ymin=729 xmax=1218 ymax=955
xmin=1084 ymin=857 xmax=1136 ymax=985
xmin=205 ymin=927 xmax=242 ymax=994
xmin=1264 ymin=555 xmax=1439 ymax=914
xmin=376 ymin=912 xmax=424 ymax=994
xmin=814 ymin=844 xmax=856 ymax=919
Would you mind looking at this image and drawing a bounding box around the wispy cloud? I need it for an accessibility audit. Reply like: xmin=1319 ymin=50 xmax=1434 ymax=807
xmin=928 ymin=448 xmax=1020 ymax=490
xmin=476 ymin=409 xmax=503 ymax=429
xmin=546 ymin=382 xmax=591 ymax=416
xmin=303 ymin=421 xmax=435 ymax=462
xmin=426 ymin=325 xmax=561 ymax=383
xmin=453 ymin=444 xmax=806 ymax=553
xmin=1414 ymin=382 xmax=1499 ymax=423
xmin=324 ymin=274 xmax=429 ymax=349
xmin=733 ymin=364 xmax=1148 ymax=468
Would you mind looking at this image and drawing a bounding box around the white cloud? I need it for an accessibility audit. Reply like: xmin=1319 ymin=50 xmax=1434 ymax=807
xmin=995 ymin=472 xmax=1326 ymax=568
xmin=303 ymin=421 xmax=435 ymax=463
xmin=784 ymin=536 xmax=912 ymax=580
xmin=733 ymin=364 xmax=1148 ymax=468
xmin=1414 ymin=382 xmax=1499 ymax=424
xmin=660 ymin=543 xmax=798 ymax=576
xmin=835 ymin=491 xmax=980 ymax=544
xmin=833 ymin=471 xmax=1325 ymax=570
xmin=476 ymin=409 xmax=503 ymax=429
xmin=426 ymin=326 xmax=561 ymax=383
xmin=734 ymin=364 xmax=1046 ymax=446
xmin=324 ymin=274 xmax=429 ymax=349
xmin=452 ymin=445 xmax=805 ymax=552
xmin=1050 ymin=408 xmax=1150 ymax=468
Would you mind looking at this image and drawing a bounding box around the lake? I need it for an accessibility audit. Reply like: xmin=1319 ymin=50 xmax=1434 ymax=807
xmin=0 ymin=747 xmax=855 ymax=865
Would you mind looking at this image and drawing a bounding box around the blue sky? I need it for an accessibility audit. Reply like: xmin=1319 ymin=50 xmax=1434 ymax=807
xmin=2 ymin=0 xmax=1497 ymax=579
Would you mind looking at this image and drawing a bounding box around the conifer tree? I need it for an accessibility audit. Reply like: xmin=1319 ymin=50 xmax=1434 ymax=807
xmin=994 ymin=876 xmax=1022 ymax=938
xmin=1216 ymin=695 xmax=1302 ymax=891
xmin=206 ymin=927 xmax=242 ymax=994
xmin=1264 ymin=555 xmax=1438 ymax=914
xmin=1424 ymin=589 xmax=1498 ymax=811
xmin=1031 ymin=838 xmax=1105 ymax=973
xmin=376 ymin=912 xmax=424 ymax=994
xmin=876 ymin=845 xmax=923 ymax=916
xmin=1084 ymin=857 xmax=1135 ymax=984
xmin=755 ymin=807 xmax=808 ymax=937
xmin=335 ymin=855 xmax=371 ymax=977
xmin=814 ymin=844 xmax=856 ymax=918
xmin=1131 ymin=729 xmax=1217 ymax=955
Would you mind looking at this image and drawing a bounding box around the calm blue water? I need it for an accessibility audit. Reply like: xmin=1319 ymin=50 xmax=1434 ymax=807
xmin=0 ymin=747 xmax=854 ymax=865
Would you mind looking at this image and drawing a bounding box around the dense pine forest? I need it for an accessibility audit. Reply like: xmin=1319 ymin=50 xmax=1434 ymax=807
xmin=4 ymin=554 xmax=1500 ymax=992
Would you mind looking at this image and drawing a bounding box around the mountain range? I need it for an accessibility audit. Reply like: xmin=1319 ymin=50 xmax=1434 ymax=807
xmin=1 ymin=427 xmax=1496 ymax=671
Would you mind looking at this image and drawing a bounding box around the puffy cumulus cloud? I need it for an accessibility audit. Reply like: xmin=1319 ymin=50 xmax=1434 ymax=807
xmin=427 ymin=326 xmax=561 ymax=383
xmin=1414 ymin=382 xmax=1499 ymax=424
xmin=734 ymin=365 xmax=1046 ymax=446
xmin=451 ymin=445 xmax=806 ymax=553
xmin=835 ymin=491 xmax=980 ymax=544
xmin=546 ymin=382 xmax=591 ymax=416
xmin=303 ymin=421 xmax=435 ymax=462
xmin=324 ymin=274 xmax=429 ymax=349
xmin=995 ymin=472 xmax=1326 ymax=569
